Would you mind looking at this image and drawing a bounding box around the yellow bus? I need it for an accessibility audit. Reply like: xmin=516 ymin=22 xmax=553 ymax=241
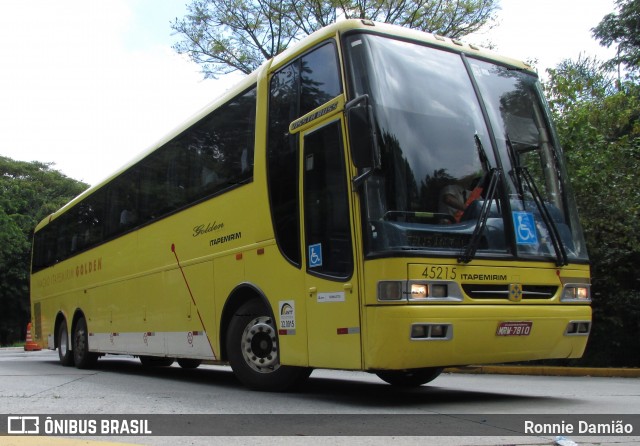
xmin=30 ymin=20 xmax=591 ymax=390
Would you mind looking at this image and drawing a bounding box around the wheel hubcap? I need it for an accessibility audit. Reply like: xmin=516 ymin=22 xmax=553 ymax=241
xmin=241 ymin=317 xmax=279 ymax=373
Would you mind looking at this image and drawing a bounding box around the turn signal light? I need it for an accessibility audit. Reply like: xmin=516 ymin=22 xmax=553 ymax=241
xmin=378 ymin=281 xmax=404 ymax=301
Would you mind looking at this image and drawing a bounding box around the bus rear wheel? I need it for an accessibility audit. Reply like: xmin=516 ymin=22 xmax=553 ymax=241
xmin=57 ymin=321 xmax=74 ymax=367
xmin=375 ymin=367 xmax=443 ymax=387
xmin=73 ymin=317 xmax=98 ymax=369
xmin=226 ymin=300 xmax=311 ymax=391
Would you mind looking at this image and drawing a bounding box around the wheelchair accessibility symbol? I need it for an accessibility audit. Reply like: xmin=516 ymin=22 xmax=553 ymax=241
xmin=512 ymin=211 xmax=538 ymax=245
xmin=308 ymin=243 xmax=323 ymax=268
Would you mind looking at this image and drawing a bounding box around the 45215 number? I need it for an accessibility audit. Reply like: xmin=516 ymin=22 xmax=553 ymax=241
xmin=422 ymin=266 xmax=457 ymax=280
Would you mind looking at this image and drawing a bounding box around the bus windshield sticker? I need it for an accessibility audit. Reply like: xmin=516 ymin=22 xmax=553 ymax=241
xmin=308 ymin=243 xmax=323 ymax=268
xmin=512 ymin=211 xmax=538 ymax=245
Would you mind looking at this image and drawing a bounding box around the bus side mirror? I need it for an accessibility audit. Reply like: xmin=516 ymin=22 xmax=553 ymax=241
xmin=346 ymin=95 xmax=380 ymax=169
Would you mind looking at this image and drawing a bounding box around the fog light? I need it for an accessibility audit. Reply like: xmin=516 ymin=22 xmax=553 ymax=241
xmin=378 ymin=281 xmax=404 ymax=301
xmin=577 ymin=322 xmax=590 ymax=333
xmin=430 ymin=325 xmax=446 ymax=338
xmin=410 ymin=323 xmax=452 ymax=340
xmin=411 ymin=325 xmax=427 ymax=338
xmin=565 ymin=320 xmax=591 ymax=335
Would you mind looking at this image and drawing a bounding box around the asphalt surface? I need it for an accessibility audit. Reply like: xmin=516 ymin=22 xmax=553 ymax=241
xmin=1 ymin=347 xmax=639 ymax=446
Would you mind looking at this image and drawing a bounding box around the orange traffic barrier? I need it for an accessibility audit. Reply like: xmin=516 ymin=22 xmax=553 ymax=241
xmin=24 ymin=322 xmax=42 ymax=351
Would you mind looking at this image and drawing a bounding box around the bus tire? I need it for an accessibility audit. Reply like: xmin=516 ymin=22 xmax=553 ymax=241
xmin=139 ymin=356 xmax=174 ymax=367
xmin=226 ymin=300 xmax=311 ymax=391
xmin=177 ymin=358 xmax=202 ymax=369
xmin=73 ymin=317 xmax=98 ymax=369
xmin=375 ymin=367 xmax=443 ymax=387
xmin=57 ymin=321 xmax=74 ymax=367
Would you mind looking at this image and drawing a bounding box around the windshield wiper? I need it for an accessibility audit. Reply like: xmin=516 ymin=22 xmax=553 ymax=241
xmin=505 ymin=136 xmax=568 ymax=266
xmin=517 ymin=167 xmax=569 ymax=266
xmin=505 ymin=135 xmax=525 ymax=202
xmin=458 ymin=167 xmax=500 ymax=264
xmin=475 ymin=133 xmax=491 ymax=173
xmin=458 ymin=135 xmax=499 ymax=264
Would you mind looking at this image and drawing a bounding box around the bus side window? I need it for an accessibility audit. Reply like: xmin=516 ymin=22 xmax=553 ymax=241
xmin=267 ymin=41 xmax=342 ymax=267
xmin=268 ymin=63 xmax=302 ymax=266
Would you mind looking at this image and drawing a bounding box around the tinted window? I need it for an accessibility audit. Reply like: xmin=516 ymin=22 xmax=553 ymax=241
xmin=300 ymin=43 xmax=342 ymax=115
xmin=303 ymin=120 xmax=353 ymax=277
xmin=32 ymin=86 xmax=256 ymax=272
xmin=140 ymin=87 xmax=256 ymax=219
xmin=267 ymin=41 xmax=342 ymax=267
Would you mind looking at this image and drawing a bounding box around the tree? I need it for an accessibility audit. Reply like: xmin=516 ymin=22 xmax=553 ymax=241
xmin=592 ymin=0 xmax=640 ymax=73
xmin=0 ymin=157 xmax=88 ymax=346
xmin=172 ymin=0 xmax=499 ymax=78
xmin=544 ymin=60 xmax=640 ymax=367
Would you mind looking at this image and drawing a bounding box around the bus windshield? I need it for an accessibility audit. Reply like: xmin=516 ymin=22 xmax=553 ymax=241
xmin=344 ymin=33 xmax=588 ymax=263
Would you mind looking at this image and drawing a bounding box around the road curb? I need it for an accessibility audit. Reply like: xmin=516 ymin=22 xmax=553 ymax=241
xmin=446 ymin=365 xmax=640 ymax=378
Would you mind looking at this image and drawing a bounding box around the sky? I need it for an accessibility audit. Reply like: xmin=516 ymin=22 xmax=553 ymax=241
xmin=0 ymin=0 xmax=618 ymax=186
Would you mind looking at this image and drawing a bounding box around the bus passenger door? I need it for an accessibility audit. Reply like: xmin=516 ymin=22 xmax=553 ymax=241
xmin=301 ymin=118 xmax=362 ymax=370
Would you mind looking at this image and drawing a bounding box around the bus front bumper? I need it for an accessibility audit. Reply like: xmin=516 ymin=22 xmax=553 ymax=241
xmin=363 ymin=304 xmax=591 ymax=370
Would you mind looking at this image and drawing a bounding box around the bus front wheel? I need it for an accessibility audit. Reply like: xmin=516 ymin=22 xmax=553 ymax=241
xmin=375 ymin=367 xmax=443 ymax=387
xmin=226 ymin=300 xmax=310 ymax=391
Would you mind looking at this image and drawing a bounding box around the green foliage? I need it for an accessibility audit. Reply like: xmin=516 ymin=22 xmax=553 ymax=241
xmin=592 ymin=0 xmax=640 ymax=73
xmin=0 ymin=157 xmax=88 ymax=346
xmin=544 ymin=58 xmax=640 ymax=367
xmin=172 ymin=0 xmax=499 ymax=78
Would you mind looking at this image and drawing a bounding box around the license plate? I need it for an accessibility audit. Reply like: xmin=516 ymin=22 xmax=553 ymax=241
xmin=496 ymin=321 xmax=532 ymax=336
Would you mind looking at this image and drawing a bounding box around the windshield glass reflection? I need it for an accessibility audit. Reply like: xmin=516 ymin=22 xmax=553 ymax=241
xmin=345 ymin=33 xmax=588 ymax=262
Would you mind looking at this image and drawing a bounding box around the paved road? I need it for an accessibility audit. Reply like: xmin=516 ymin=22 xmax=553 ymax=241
xmin=1 ymin=348 xmax=639 ymax=446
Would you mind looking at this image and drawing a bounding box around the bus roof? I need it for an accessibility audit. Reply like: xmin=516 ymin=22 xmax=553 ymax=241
xmin=35 ymin=19 xmax=534 ymax=233
xmin=272 ymin=19 xmax=534 ymax=74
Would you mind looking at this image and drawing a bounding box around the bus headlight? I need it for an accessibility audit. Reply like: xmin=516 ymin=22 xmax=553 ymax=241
xmin=562 ymin=284 xmax=591 ymax=302
xmin=377 ymin=281 xmax=462 ymax=302
xmin=409 ymin=283 xmax=448 ymax=299
xmin=410 ymin=283 xmax=428 ymax=298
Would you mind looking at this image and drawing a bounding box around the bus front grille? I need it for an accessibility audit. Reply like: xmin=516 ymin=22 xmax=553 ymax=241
xmin=461 ymin=284 xmax=558 ymax=300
